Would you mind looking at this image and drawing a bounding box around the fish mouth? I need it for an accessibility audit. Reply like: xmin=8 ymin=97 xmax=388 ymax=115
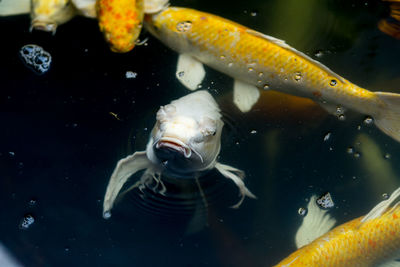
xmin=155 ymin=137 xmax=192 ymax=158
xmin=30 ymin=20 xmax=57 ymax=34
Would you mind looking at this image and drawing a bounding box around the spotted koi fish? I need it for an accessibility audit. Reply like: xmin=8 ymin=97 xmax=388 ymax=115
xmin=275 ymin=188 xmax=400 ymax=266
xmin=145 ymin=7 xmax=400 ymax=142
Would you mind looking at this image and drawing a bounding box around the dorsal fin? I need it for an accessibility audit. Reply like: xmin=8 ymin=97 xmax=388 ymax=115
xmin=246 ymin=29 xmax=346 ymax=84
xmin=361 ymin=187 xmax=400 ymax=223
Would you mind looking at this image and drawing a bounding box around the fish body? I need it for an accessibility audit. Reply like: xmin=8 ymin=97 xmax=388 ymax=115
xmin=97 ymin=0 xmax=144 ymax=53
xmin=145 ymin=7 xmax=400 ymax=142
xmin=103 ymin=91 xmax=255 ymax=218
xmin=275 ymin=189 xmax=400 ymax=266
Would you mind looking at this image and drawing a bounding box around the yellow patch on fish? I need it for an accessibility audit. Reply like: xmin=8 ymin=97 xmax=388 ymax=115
xmin=97 ymin=0 xmax=144 ymax=53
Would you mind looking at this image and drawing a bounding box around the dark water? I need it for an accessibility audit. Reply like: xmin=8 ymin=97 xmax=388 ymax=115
xmin=1 ymin=0 xmax=400 ymax=266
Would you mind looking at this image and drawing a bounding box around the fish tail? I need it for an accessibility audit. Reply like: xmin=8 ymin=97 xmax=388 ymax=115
xmin=373 ymin=92 xmax=400 ymax=142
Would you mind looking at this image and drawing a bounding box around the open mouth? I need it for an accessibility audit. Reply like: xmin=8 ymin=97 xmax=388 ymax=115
xmin=155 ymin=137 xmax=192 ymax=158
xmin=31 ymin=20 xmax=57 ymax=34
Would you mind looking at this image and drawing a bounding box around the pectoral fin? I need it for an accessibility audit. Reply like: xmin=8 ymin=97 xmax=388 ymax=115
xmin=71 ymin=0 xmax=96 ymax=18
xmin=144 ymin=0 xmax=169 ymax=13
xmin=103 ymin=151 xmax=152 ymax=218
xmin=0 ymin=0 xmax=30 ymax=16
xmin=295 ymin=195 xmax=336 ymax=248
xmin=215 ymin=162 xmax=256 ymax=208
xmin=176 ymin=54 xmax=205 ymax=90
xmin=233 ymin=80 xmax=260 ymax=112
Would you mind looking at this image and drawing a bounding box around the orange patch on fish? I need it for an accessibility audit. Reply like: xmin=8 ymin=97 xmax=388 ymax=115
xmin=97 ymin=0 xmax=144 ymax=53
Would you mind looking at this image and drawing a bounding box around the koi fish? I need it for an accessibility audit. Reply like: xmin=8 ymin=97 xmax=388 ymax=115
xmin=102 ymin=91 xmax=256 ymax=218
xmin=144 ymin=7 xmax=400 ymax=142
xmin=275 ymin=188 xmax=400 ymax=266
xmin=96 ymin=0 xmax=168 ymax=52
xmin=0 ymin=0 xmax=96 ymax=33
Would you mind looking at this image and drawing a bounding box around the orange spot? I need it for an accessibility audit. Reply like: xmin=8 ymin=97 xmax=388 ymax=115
xmin=368 ymin=239 xmax=376 ymax=249
xmin=312 ymin=91 xmax=322 ymax=98
xmin=200 ymin=16 xmax=208 ymax=21
xmin=393 ymin=213 xmax=398 ymax=219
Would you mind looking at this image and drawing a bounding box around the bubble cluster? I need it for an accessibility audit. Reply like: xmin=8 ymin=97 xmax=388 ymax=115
xmin=20 ymin=44 xmax=51 ymax=74
xmin=125 ymin=71 xmax=137 ymax=79
xmin=316 ymin=192 xmax=334 ymax=209
xmin=19 ymin=214 xmax=35 ymax=230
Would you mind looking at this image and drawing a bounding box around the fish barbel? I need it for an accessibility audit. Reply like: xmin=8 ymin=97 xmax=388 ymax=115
xmin=275 ymin=188 xmax=400 ymax=266
xmin=145 ymin=7 xmax=400 ymax=142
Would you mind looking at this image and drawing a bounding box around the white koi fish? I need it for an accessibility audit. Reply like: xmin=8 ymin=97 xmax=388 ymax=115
xmin=102 ymin=91 xmax=256 ymax=218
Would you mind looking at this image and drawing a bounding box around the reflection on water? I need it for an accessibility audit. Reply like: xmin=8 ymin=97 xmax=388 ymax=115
xmin=0 ymin=0 xmax=400 ymax=266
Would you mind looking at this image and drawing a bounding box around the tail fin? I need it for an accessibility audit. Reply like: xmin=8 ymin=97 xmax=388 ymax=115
xmin=373 ymin=92 xmax=400 ymax=142
xmin=0 ymin=0 xmax=30 ymax=16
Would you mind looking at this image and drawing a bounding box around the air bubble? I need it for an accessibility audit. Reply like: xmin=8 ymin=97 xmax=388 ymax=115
xmin=19 ymin=214 xmax=35 ymax=230
xmin=323 ymin=132 xmax=331 ymax=141
xmin=220 ymin=55 xmax=226 ymax=60
xmin=298 ymin=207 xmax=307 ymax=216
xmin=250 ymin=10 xmax=258 ymax=17
xmin=248 ymin=67 xmax=254 ymax=73
xmin=258 ymin=72 xmax=264 ymax=77
xmin=294 ymin=72 xmax=302 ymax=81
xmin=346 ymin=147 xmax=354 ymax=154
xmin=314 ymin=50 xmax=324 ymax=58
xmin=354 ymin=152 xmax=361 ymax=158
xmin=263 ymin=84 xmax=270 ymax=90
xmin=176 ymin=21 xmax=192 ymax=32
xmin=228 ymin=62 xmax=233 ymax=67
xmin=250 ymin=130 xmax=257 ymax=134
xmin=103 ymin=211 xmax=111 ymax=219
xmin=363 ymin=116 xmax=373 ymax=125
xmin=382 ymin=193 xmax=389 ymax=200
xmin=125 ymin=71 xmax=137 ymax=79
xmin=338 ymin=114 xmax=346 ymax=121
xmin=177 ymin=71 xmax=185 ymax=78
xmin=384 ymin=153 xmax=391 ymax=159
xmin=330 ymin=79 xmax=337 ymax=86
xmin=19 ymin=44 xmax=51 ymax=75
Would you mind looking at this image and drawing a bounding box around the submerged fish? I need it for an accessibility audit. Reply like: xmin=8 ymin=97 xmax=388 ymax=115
xmin=275 ymin=188 xmax=400 ymax=266
xmin=102 ymin=91 xmax=255 ymax=218
xmin=145 ymin=7 xmax=400 ymax=142
xmin=379 ymin=0 xmax=400 ymax=39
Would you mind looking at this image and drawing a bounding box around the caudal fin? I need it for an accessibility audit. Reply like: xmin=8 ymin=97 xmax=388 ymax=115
xmin=0 ymin=0 xmax=30 ymax=16
xmin=373 ymin=92 xmax=400 ymax=143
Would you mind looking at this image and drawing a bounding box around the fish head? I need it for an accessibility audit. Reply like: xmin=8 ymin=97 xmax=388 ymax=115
xmin=144 ymin=7 xmax=197 ymax=53
xmin=96 ymin=0 xmax=145 ymax=53
xmin=31 ymin=0 xmax=76 ymax=33
xmin=146 ymin=91 xmax=223 ymax=178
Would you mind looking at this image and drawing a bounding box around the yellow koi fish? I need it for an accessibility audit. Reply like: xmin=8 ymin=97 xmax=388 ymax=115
xmin=96 ymin=0 xmax=168 ymax=52
xmin=0 ymin=0 xmax=96 ymax=33
xmin=145 ymin=7 xmax=400 ymax=142
xmin=275 ymin=188 xmax=400 ymax=266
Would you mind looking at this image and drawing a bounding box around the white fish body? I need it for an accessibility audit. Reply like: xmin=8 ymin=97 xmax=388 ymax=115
xmin=102 ymin=91 xmax=255 ymax=218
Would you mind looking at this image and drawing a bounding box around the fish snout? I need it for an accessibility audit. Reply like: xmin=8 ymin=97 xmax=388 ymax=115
xmin=30 ymin=20 xmax=57 ymax=34
xmin=155 ymin=137 xmax=192 ymax=159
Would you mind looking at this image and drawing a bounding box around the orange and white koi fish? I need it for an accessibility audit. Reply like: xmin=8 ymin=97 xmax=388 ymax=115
xmin=145 ymin=7 xmax=400 ymax=142
xmin=96 ymin=0 xmax=167 ymax=52
xmin=275 ymin=188 xmax=400 ymax=266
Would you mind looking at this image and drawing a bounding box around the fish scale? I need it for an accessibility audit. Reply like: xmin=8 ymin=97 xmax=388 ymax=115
xmin=146 ymin=7 xmax=400 ymax=142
